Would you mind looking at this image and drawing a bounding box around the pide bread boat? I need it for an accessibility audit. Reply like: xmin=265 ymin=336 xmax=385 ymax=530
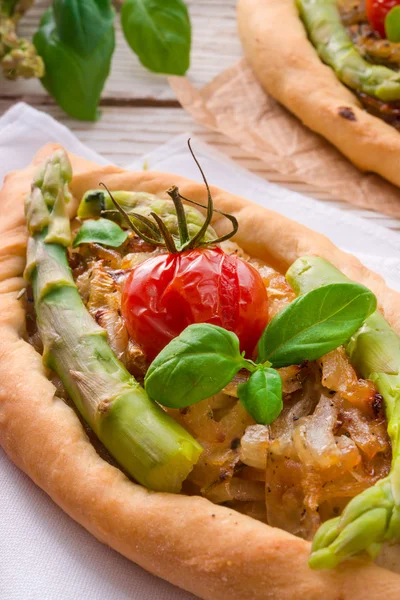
xmin=238 ymin=0 xmax=400 ymax=191
xmin=2 ymin=143 xmax=400 ymax=598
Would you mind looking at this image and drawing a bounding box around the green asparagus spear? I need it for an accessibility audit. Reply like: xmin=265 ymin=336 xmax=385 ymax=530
xmin=24 ymin=150 xmax=202 ymax=493
xmin=286 ymin=256 xmax=400 ymax=568
xmin=297 ymin=0 xmax=400 ymax=102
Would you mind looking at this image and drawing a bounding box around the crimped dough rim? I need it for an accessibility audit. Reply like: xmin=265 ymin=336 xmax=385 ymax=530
xmin=237 ymin=0 xmax=400 ymax=190
xmin=1 ymin=144 xmax=400 ymax=599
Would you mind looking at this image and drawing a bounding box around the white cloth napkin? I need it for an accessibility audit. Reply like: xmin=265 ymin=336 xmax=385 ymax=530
xmin=1 ymin=103 xmax=399 ymax=600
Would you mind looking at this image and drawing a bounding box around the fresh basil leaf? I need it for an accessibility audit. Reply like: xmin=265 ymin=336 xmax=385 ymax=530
xmin=73 ymin=218 xmax=128 ymax=248
xmin=145 ymin=323 xmax=246 ymax=408
xmin=53 ymin=0 xmax=115 ymax=56
xmin=34 ymin=7 xmax=115 ymax=121
xmin=258 ymin=283 xmax=377 ymax=368
xmin=385 ymin=6 xmax=400 ymax=43
xmin=121 ymin=0 xmax=191 ymax=75
xmin=237 ymin=367 xmax=282 ymax=425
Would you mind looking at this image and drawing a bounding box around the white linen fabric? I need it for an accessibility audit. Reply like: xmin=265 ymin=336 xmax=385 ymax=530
xmin=0 ymin=103 xmax=399 ymax=600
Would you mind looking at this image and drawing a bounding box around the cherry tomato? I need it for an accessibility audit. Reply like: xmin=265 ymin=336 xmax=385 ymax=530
xmin=366 ymin=0 xmax=400 ymax=37
xmin=122 ymin=247 xmax=269 ymax=361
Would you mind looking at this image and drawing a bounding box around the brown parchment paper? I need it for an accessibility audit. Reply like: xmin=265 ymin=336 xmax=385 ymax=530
xmin=170 ymin=59 xmax=400 ymax=218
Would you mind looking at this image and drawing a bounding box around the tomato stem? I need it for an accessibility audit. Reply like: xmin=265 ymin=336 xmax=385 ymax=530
xmin=184 ymin=139 xmax=214 ymax=250
xmin=99 ymin=183 xmax=165 ymax=247
xmin=102 ymin=208 xmax=162 ymax=240
xmin=150 ymin=211 xmax=178 ymax=253
xmin=167 ymin=185 xmax=190 ymax=246
xmin=100 ymin=141 xmax=239 ymax=253
xmin=177 ymin=192 xmax=239 ymax=245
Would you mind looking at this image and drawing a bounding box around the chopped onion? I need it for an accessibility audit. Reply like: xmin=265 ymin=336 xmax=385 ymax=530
xmin=240 ymin=425 xmax=269 ymax=469
xmin=339 ymin=405 xmax=389 ymax=459
xmin=250 ymin=260 xmax=295 ymax=318
xmin=319 ymin=347 xmax=377 ymax=411
xmin=293 ymin=395 xmax=361 ymax=470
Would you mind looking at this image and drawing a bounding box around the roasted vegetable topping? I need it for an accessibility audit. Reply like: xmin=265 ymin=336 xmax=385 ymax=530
xmin=298 ymin=0 xmax=400 ymax=125
xmin=338 ymin=0 xmax=400 ymax=125
xmin=48 ymin=213 xmax=392 ymax=538
xmin=339 ymin=1 xmax=400 ymax=67
xmin=65 ymin=202 xmax=389 ymax=539
xmin=298 ymin=0 xmax=400 ymax=101
xmin=365 ymin=0 xmax=400 ymax=38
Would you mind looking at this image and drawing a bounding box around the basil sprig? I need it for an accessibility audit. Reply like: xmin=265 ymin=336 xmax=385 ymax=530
xmin=121 ymin=0 xmax=191 ymax=75
xmin=258 ymin=283 xmax=377 ymax=367
xmin=34 ymin=0 xmax=115 ymax=121
xmin=145 ymin=324 xmax=248 ymax=408
xmin=73 ymin=218 xmax=128 ymax=248
xmin=144 ymin=281 xmax=377 ymax=425
xmin=144 ymin=322 xmax=282 ymax=424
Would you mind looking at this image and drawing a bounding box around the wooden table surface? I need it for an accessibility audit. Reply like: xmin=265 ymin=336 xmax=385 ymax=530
xmin=1 ymin=0 xmax=400 ymax=234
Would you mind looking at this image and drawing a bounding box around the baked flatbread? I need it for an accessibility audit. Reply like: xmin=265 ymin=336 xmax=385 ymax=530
xmin=237 ymin=0 xmax=400 ymax=190
xmin=1 ymin=144 xmax=400 ymax=599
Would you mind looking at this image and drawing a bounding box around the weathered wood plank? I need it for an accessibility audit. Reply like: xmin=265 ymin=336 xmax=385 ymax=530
xmin=0 ymin=0 xmax=242 ymax=102
xmin=1 ymin=98 xmax=399 ymax=231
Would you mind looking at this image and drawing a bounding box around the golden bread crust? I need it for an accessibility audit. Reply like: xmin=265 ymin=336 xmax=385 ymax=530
xmin=237 ymin=0 xmax=400 ymax=189
xmin=1 ymin=143 xmax=400 ymax=598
